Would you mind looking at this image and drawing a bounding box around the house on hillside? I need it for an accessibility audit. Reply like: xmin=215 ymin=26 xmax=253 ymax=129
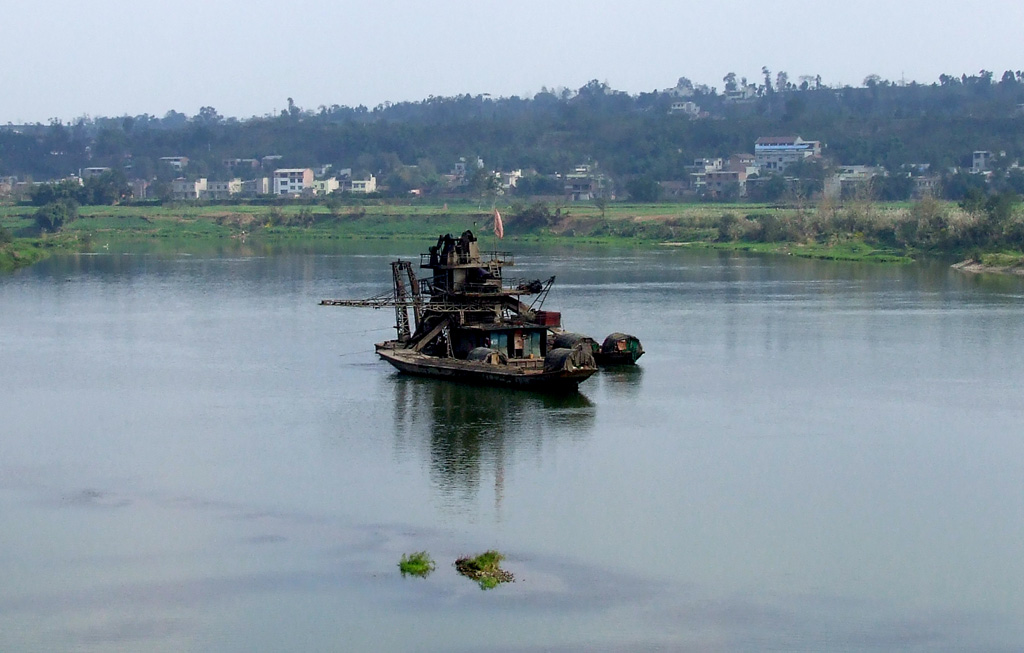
xmin=687 ymin=158 xmax=723 ymax=191
xmin=273 ymin=168 xmax=313 ymax=196
xmin=704 ymin=169 xmax=746 ymax=197
xmin=81 ymin=167 xmax=111 ymax=179
xmin=223 ymin=158 xmax=260 ymax=170
xmin=200 ymin=179 xmax=242 ymax=200
xmin=723 ymin=85 xmax=758 ymax=103
xmin=496 ymin=170 xmax=522 ymax=191
xmin=241 ymin=177 xmax=271 ymax=196
xmin=131 ymin=179 xmax=149 ymax=200
xmin=669 ymin=101 xmax=702 ymax=118
xmin=729 ymin=154 xmax=756 ymax=171
xmin=350 ymin=175 xmax=377 ymax=194
xmin=754 ymin=136 xmax=821 ymax=173
xmin=172 ymin=177 xmax=206 ymax=200
xmin=824 ymin=166 xmax=881 ymax=199
xmin=564 ymin=165 xmax=607 ymax=201
xmin=313 ymin=178 xmax=340 ymax=195
xmin=972 ymin=151 xmax=993 ymax=174
xmin=160 ymin=156 xmax=189 ymax=171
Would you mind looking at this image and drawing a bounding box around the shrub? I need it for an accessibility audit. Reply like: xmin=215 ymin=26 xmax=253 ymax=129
xmin=398 ymin=551 xmax=435 ymax=578
xmin=35 ymin=199 xmax=79 ymax=233
xmin=455 ymin=550 xmax=514 ymax=590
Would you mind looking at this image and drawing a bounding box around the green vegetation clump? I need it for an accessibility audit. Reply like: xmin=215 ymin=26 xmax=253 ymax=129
xmin=34 ymin=199 xmax=80 ymax=233
xmin=455 ymin=550 xmax=514 ymax=590
xmin=398 ymin=551 xmax=435 ymax=578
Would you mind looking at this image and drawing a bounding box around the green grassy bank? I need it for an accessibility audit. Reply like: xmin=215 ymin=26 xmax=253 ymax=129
xmin=3 ymin=198 xmax=1022 ymax=270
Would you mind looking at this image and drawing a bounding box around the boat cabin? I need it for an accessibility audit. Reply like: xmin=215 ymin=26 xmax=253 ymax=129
xmin=451 ymin=324 xmax=547 ymax=361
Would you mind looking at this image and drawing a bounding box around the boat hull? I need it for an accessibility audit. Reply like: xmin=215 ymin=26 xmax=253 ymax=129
xmin=376 ymin=343 xmax=595 ymax=391
xmin=594 ymin=350 xmax=644 ymax=366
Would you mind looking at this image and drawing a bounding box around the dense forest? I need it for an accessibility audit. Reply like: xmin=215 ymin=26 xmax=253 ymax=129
xmin=3 ymin=70 xmax=1024 ymax=201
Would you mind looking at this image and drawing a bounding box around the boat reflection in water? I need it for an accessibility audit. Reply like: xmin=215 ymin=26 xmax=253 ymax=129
xmin=389 ymin=375 xmax=595 ymax=511
xmin=596 ymin=364 xmax=644 ymax=400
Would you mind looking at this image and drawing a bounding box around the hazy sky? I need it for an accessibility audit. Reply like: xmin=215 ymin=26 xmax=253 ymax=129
xmin=2 ymin=0 xmax=1022 ymax=124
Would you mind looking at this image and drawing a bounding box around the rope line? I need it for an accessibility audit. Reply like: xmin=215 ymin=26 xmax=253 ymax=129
xmin=331 ymin=326 xmax=394 ymax=336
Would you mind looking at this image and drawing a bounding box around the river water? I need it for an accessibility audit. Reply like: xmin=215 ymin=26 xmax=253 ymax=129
xmin=2 ymin=242 xmax=1023 ymax=652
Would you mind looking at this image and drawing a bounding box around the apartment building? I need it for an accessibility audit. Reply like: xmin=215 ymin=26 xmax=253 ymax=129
xmin=273 ymin=168 xmax=313 ymax=195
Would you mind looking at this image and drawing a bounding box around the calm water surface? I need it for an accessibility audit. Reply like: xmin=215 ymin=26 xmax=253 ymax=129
xmin=2 ymin=243 xmax=1023 ymax=652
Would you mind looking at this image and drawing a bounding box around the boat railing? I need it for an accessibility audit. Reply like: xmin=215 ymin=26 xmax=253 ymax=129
xmin=508 ymin=358 xmax=545 ymax=370
xmin=420 ymin=251 xmax=514 ymax=268
xmin=421 ymin=274 xmax=539 ymax=297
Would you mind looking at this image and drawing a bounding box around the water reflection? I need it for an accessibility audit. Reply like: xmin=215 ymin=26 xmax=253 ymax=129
xmin=597 ymin=365 xmax=644 ymax=400
xmin=390 ymin=376 xmax=594 ymax=511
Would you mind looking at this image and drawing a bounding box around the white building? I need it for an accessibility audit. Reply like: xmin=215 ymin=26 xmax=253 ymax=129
xmin=241 ymin=177 xmax=271 ymax=196
xmin=754 ymin=136 xmax=822 ymax=173
xmin=273 ymin=168 xmax=313 ymax=195
xmin=350 ymin=175 xmax=377 ymax=194
xmin=81 ymin=167 xmax=111 ymax=179
xmin=171 ymin=177 xmax=207 ymax=200
xmin=669 ymin=101 xmax=701 ymax=118
xmin=972 ymin=151 xmax=993 ymax=174
xmin=160 ymin=156 xmax=189 ymax=171
xmin=199 ymin=179 xmax=242 ymax=200
xmin=824 ymin=166 xmax=883 ymax=199
xmin=313 ymin=178 xmax=340 ymax=195
xmin=496 ymin=169 xmax=522 ymax=190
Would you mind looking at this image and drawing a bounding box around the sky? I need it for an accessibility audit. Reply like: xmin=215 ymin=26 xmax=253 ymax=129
xmin=2 ymin=0 xmax=1022 ymax=124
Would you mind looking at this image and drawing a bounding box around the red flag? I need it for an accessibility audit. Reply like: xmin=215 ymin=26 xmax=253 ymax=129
xmin=493 ymin=209 xmax=504 ymax=239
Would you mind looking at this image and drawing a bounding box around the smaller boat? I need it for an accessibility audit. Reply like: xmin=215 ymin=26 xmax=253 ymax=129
xmin=550 ymin=332 xmax=600 ymax=356
xmin=549 ymin=330 xmax=643 ymax=366
xmin=594 ymin=332 xmax=645 ymax=366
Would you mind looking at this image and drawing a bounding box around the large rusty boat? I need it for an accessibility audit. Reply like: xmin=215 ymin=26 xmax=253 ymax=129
xmin=321 ymin=231 xmax=598 ymax=391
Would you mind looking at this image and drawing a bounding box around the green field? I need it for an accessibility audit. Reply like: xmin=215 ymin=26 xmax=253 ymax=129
xmin=2 ymin=198 xmax=1020 ymax=271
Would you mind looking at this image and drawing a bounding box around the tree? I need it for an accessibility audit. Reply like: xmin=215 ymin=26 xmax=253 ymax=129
xmin=516 ymin=175 xmax=562 ymax=196
xmin=959 ymin=187 xmax=987 ymax=214
xmin=1004 ymin=169 xmax=1024 ymax=195
xmin=30 ymin=179 xmax=84 ymax=206
xmin=747 ymin=174 xmax=787 ymax=203
xmin=944 ymin=172 xmax=988 ymax=201
xmin=870 ymin=173 xmax=914 ymax=201
xmin=985 ymin=191 xmax=1020 ymax=227
xmin=194 ymin=106 xmax=223 ymax=125
xmin=776 ymin=71 xmax=789 ymax=92
xmin=723 ymin=72 xmax=738 ymax=92
xmin=625 ymin=176 xmax=660 ymax=202
xmin=510 ymin=201 xmax=554 ymax=231
xmin=83 ymin=170 xmax=130 ymax=204
xmin=35 ymin=199 xmax=79 ymax=232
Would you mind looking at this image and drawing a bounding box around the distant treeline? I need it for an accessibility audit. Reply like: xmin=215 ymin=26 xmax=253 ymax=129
xmin=3 ymin=71 xmax=1024 ymax=200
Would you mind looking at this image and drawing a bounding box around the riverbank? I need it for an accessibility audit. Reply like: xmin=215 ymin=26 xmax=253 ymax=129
xmin=0 ymin=240 xmax=51 ymax=272
xmin=1 ymin=199 xmax=1019 ymax=271
xmin=951 ymin=253 xmax=1024 ymax=276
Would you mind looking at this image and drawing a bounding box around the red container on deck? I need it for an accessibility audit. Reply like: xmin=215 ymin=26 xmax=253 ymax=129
xmin=534 ymin=310 xmax=561 ymax=327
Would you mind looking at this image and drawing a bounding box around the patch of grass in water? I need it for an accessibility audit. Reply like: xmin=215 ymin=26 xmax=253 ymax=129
xmin=455 ymin=550 xmax=514 ymax=590
xmin=398 ymin=551 xmax=435 ymax=578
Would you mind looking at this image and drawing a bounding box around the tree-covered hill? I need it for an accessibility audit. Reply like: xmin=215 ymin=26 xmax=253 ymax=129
xmin=3 ymin=71 xmax=1023 ymax=190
